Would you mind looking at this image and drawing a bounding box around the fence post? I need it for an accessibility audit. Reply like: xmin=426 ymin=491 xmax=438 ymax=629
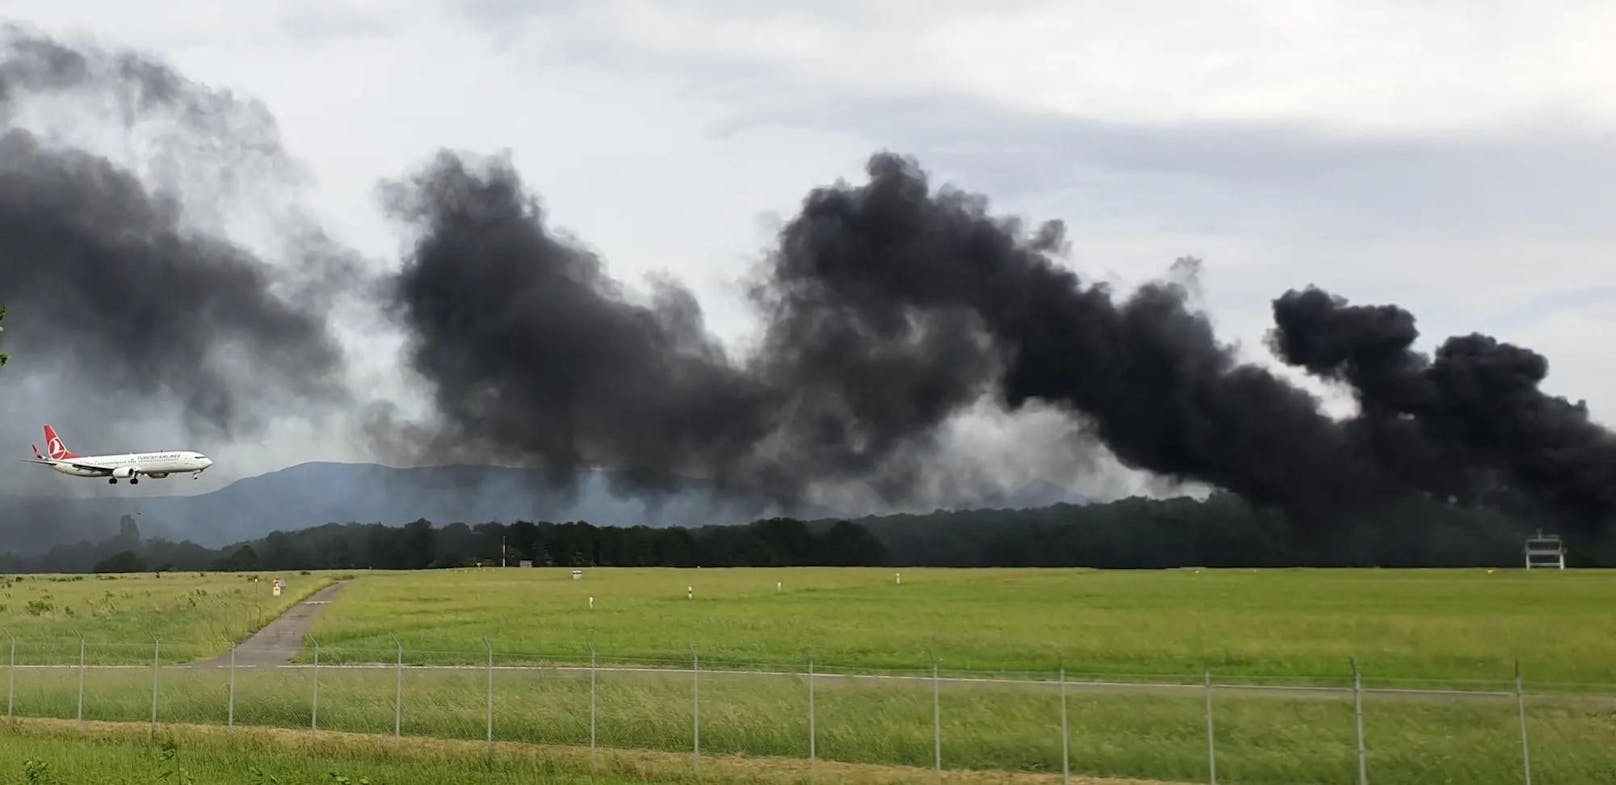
xmin=1204 ymin=667 xmax=1217 ymax=785
xmin=6 ymin=633 xmax=13 ymax=720
xmin=1516 ymin=660 xmax=1532 ymax=785
xmin=933 ymin=657 xmax=942 ymax=782
xmin=228 ymin=642 xmax=236 ymax=731
xmin=691 ymin=646 xmax=701 ymax=778
xmin=1352 ymin=658 xmax=1367 ymax=785
xmin=311 ymin=637 xmax=320 ymax=732
xmin=1060 ymin=663 xmax=1069 ymax=785
xmin=76 ymin=636 xmax=85 ymax=727
xmin=484 ymin=639 xmax=494 ymax=750
xmin=149 ymin=634 xmax=160 ymax=734
xmin=394 ymin=639 xmax=402 ymax=740
xmin=589 ymin=646 xmax=597 ymax=774
xmin=807 ymin=651 xmax=817 ymax=774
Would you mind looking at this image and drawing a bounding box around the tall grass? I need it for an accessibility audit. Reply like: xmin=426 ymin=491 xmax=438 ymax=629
xmin=3 ymin=717 xmax=1163 ymax=785
xmin=1 ymin=659 xmax=1613 ymax=784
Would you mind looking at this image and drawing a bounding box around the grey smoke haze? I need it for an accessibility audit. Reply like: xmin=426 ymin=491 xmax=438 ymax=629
xmin=0 ymin=25 xmax=354 ymax=449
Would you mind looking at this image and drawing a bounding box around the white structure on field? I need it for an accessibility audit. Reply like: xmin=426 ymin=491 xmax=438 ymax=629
xmin=1523 ymin=530 xmax=1565 ymax=570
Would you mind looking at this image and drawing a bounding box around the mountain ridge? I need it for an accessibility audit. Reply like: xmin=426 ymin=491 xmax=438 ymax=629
xmin=0 ymin=460 xmax=1092 ymax=557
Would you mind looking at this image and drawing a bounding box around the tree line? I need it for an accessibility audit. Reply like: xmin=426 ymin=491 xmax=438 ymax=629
xmin=1 ymin=515 xmax=891 ymax=574
xmin=2 ymin=490 xmax=1612 ymax=574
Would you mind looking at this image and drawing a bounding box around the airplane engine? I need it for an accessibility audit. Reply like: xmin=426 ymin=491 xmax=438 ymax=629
xmin=112 ymin=467 xmax=136 ymax=479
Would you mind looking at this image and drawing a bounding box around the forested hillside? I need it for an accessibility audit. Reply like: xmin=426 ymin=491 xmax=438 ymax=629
xmin=4 ymin=491 xmax=1610 ymax=573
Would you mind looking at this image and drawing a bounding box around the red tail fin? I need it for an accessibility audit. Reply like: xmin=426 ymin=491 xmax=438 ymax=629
xmin=43 ymin=425 xmax=76 ymax=460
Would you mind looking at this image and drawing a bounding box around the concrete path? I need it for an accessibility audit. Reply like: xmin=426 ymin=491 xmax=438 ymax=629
xmin=191 ymin=580 xmax=349 ymax=668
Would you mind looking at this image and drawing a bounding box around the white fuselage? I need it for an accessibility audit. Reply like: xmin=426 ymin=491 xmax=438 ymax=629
xmin=46 ymin=451 xmax=212 ymax=478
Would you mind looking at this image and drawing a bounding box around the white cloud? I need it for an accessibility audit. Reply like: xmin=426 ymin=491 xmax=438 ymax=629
xmin=493 ymin=1 xmax=1616 ymax=135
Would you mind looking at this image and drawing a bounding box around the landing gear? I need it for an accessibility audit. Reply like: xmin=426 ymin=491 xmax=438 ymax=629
xmin=108 ymin=478 xmax=116 ymax=484
xmin=130 ymin=477 xmax=138 ymax=485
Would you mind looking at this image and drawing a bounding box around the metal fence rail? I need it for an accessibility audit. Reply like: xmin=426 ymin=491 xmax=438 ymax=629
xmin=1 ymin=634 xmax=1609 ymax=784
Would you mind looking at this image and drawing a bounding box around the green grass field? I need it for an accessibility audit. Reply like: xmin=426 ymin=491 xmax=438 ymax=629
xmin=4 ymin=658 xmax=1614 ymax=784
xmin=4 ymin=566 xmax=1616 ymax=784
xmin=0 ymin=571 xmax=336 ymax=662
xmin=301 ymin=566 xmax=1616 ymax=685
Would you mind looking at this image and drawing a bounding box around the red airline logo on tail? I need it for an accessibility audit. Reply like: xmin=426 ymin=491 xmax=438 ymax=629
xmin=43 ymin=425 xmax=77 ymax=460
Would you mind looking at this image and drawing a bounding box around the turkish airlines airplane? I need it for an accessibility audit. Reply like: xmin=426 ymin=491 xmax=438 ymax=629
xmin=24 ymin=425 xmax=213 ymax=485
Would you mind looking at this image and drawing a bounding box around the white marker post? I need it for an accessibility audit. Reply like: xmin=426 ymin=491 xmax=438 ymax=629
xmin=588 ymin=596 xmax=594 ymax=609
xmin=687 ymin=586 xmax=693 ymax=600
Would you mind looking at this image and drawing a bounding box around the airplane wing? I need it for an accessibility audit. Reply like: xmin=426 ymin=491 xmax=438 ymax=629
xmin=63 ymin=460 xmax=116 ymax=473
xmin=21 ymin=457 xmax=115 ymax=474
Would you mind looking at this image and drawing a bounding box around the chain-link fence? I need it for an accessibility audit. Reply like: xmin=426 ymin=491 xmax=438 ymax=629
xmin=3 ymin=635 xmax=1615 ymax=784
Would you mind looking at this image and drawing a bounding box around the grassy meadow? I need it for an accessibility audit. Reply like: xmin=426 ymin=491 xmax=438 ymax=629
xmin=302 ymin=566 xmax=1616 ymax=686
xmin=3 ymin=655 xmax=1614 ymax=784
xmin=4 ymin=566 xmax=1616 ymax=784
xmin=0 ymin=571 xmax=338 ymax=662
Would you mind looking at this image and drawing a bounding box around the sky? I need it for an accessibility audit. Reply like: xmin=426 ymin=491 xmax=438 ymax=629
xmin=1 ymin=1 xmax=1612 ymax=503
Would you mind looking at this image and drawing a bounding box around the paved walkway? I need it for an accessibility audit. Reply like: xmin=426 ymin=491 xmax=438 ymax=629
xmin=191 ymin=580 xmax=349 ymax=668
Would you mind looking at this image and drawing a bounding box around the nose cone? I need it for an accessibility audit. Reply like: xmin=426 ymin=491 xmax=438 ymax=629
xmin=199 ymin=456 xmax=214 ymax=468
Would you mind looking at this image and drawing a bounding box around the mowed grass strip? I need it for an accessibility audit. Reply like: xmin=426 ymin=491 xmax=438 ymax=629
xmin=0 ymin=571 xmax=341 ymax=663
xmin=2 ymin=660 xmax=1613 ymax=784
xmin=304 ymin=567 xmax=1616 ymax=684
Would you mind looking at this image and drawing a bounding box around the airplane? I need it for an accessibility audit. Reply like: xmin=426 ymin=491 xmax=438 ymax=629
xmin=23 ymin=424 xmax=213 ymax=485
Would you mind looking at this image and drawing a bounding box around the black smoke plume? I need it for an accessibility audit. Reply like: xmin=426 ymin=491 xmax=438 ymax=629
xmin=379 ymin=151 xmax=1394 ymax=523
xmin=383 ymin=149 xmax=1616 ymax=538
xmin=755 ymin=152 xmax=1395 ymax=523
xmin=1271 ymin=287 xmax=1616 ymax=535
xmin=7 ymin=21 xmax=1614 ymax=541
xmin=0 ymin=25 xmax=351 ymax=440
xmin=377 ymin=150 xmax=783 ymax=499
xmin=379 ymin=151 xmax=1026 ymax=508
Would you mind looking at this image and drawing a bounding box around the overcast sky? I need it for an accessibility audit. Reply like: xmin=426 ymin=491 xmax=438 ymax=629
xmin=3 ymin=1 xmax=1613 ymax=500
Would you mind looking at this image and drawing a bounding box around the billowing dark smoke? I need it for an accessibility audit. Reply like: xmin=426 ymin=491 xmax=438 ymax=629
xmin=7 ymin=20 xmax=1613 ymax=540
xmin=383 ymin=149 xmax=1616 ymax=537
xmin=0 ymin=25 xmax=351 ymax=440
xmin=756 ymin=152 xmax=1395 ymax=522
xmin=377 ymin=150 xmax=1016 ymax=506
xmin=1271 ymin=286 xmax=1616 ymax=534
xmin=377 ymin=151 xmax=786 ymax=498
xmin=380 ymin=150 xmax=1400 ymax=523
